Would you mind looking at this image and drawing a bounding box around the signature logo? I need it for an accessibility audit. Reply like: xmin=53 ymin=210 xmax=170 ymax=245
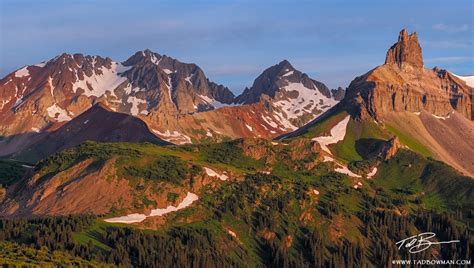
xmin=396 ymin=232 xmax=460 ymax=253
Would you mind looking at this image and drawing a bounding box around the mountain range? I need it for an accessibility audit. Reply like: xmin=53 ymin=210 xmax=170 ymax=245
xmin=0 ymin=49 xmax=339 ymax=154
xmin=0 ymin=29 xmax=473 ymax=266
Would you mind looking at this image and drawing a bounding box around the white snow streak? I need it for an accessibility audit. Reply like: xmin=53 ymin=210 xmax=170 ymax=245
xmin=321 ymin=153 xmax=361 ymax=178
xmin=185 ymin=74 xmax=193 ymax=85
xmin=282 ymin=71 xmax=294 ymax=77
xmin=152 ymin=129 xmax=192 ymax=144
xmin=199 ymin=95 xmax=233 ymax=109
xmin=367 ymin=167 xmax=378 ymax=178
xmin=431 ymin=112 xmax=452 ymax=120
xmin=204 ymin=167 xmax=229 ymax=181
xmin=104 ymin=192 xmax=199 ymax=224
xmin=312 ymin=115 xmax=350 ymax=154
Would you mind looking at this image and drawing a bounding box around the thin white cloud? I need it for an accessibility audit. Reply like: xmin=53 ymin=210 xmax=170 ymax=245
xmin=432 ymin=23 xmax=470 ymax=33
xmin=425 ymin=56 xmax=473 ymax=64
xmin=423 ymin=40 xmax=470 ymax=49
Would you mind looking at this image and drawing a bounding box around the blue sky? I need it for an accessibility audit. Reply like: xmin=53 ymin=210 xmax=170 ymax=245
xmin=0 ymin=0 xmax=472 ymax=93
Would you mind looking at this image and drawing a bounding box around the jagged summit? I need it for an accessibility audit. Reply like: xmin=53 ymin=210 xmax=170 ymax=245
xmin=234 ymin=59 xmax=330 ymax=104
xmin=233 ymin=59 xmax=336 ymax=127
xmin=385 ymin=29 xmax=423 ymax=69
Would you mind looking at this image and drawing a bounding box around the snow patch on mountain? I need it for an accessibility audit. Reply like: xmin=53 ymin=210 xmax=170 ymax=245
xmin=262 ymin=116 xmax=279 ymax=128
xmin=367 ymin=167 xmax=378 ymax=178
xmin=47 ymin=77 xmax=54 ymax=97
xmin=15 ymin=67 xmax=30 ymax=78
xmin=282 ymin=70 xmax=294 ymax=77
xmin=163 ymin=68 xmax=174 ymax=74
xmin=150 ymin=192 xmax=198 ymax=217
xmin=104 ymin=192 xmax=199 ymax=224
xmin=274 ymin=82 xmax=336 ymax=120
xmin=46 ymin=104 xmax=72 ymax=122
xmin=152 ymin=129 xmax=192 ymax=144
xmin=312 ymin=115 xmax=350 ymax=154
xmin=323 ymin=155 xmax=361 ymax=178
xmin=199 ymin=95 xmax=234 ymax=109
xmin=34 ymin=62 xmax=47 ymax=68
xmin=150 ymin=54 xmax=162 ymax=65
xmin=452 ymin=73 xmax=474 ymax=87
xmin=185 ymin=74 xmax=193 ymax=85
xmin=127 ymin=96 xmax=147 ymax=116
xmin=335 ymin=165 xmax=362 ymax=178
xmin=72 ymin=62 xmax=131 ymax=97
xmin=204 ymin=167 xmax=229 ymax=181
xmin=432 ymin=111 xmax=453 ymax=120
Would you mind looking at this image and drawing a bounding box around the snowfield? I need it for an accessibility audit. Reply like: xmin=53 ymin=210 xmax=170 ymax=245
xmin=15 ymin=66 xmax=30 ymax=78
xmin=104 ymin=213 xmax=147 ymax=224
xmin=313 ymin=115 xmax=350 ymax=154
xmin=452 ymin=73 xmax=474 ymax=87
xmin=274 ymin=82 xmax=337 ymax=121
xmin=72 ymin=61 xmax=131 ymax=97
xmin=315 ymin=117 xmax=366 ymax=178
xmin=104 ymin=192 xmax=199 ymax=224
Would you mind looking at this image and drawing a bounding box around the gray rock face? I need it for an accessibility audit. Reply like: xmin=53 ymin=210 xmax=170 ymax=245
xmin=331 ymin=87 xmax=346 ymax=101
xmin=122 ymin=49 xmax=235 ymax=113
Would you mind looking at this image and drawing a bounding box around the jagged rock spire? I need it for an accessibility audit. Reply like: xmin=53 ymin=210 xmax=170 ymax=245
xmin=385 ymin=29 xmax=423 ymax=68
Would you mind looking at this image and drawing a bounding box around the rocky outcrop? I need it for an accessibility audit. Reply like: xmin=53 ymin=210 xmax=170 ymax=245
xmin=345 ymin=29 xmax=473 ymax=121
xmin=240 ymin=138 xmax=275 ymax=161
xmin=381 ymin=136 xmax=400 ymax=161
xmin=331 ymin=87 xmax=345 ymax=101
xmin=385 ymin=29 xmax=423 ymax=69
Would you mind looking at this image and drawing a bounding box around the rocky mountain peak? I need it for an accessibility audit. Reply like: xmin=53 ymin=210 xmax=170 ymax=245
xmin=276 ymin=59 xmax=294 ymax=71
xmin=345 ymin=29 xmax=472 ymax=123
xmin=235 ymin=60 xmax=331 ymax=105
xmin=385 ymin=29 xmax=423 ymax=69
xmin=233 ymin=60 xmax=337 ymax=129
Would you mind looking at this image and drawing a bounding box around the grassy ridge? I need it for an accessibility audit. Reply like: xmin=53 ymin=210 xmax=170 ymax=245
xmin=1 ymin=131 xmax=472 ymax=266
xmin=374 ymin=149 xmax=473 ymax=212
